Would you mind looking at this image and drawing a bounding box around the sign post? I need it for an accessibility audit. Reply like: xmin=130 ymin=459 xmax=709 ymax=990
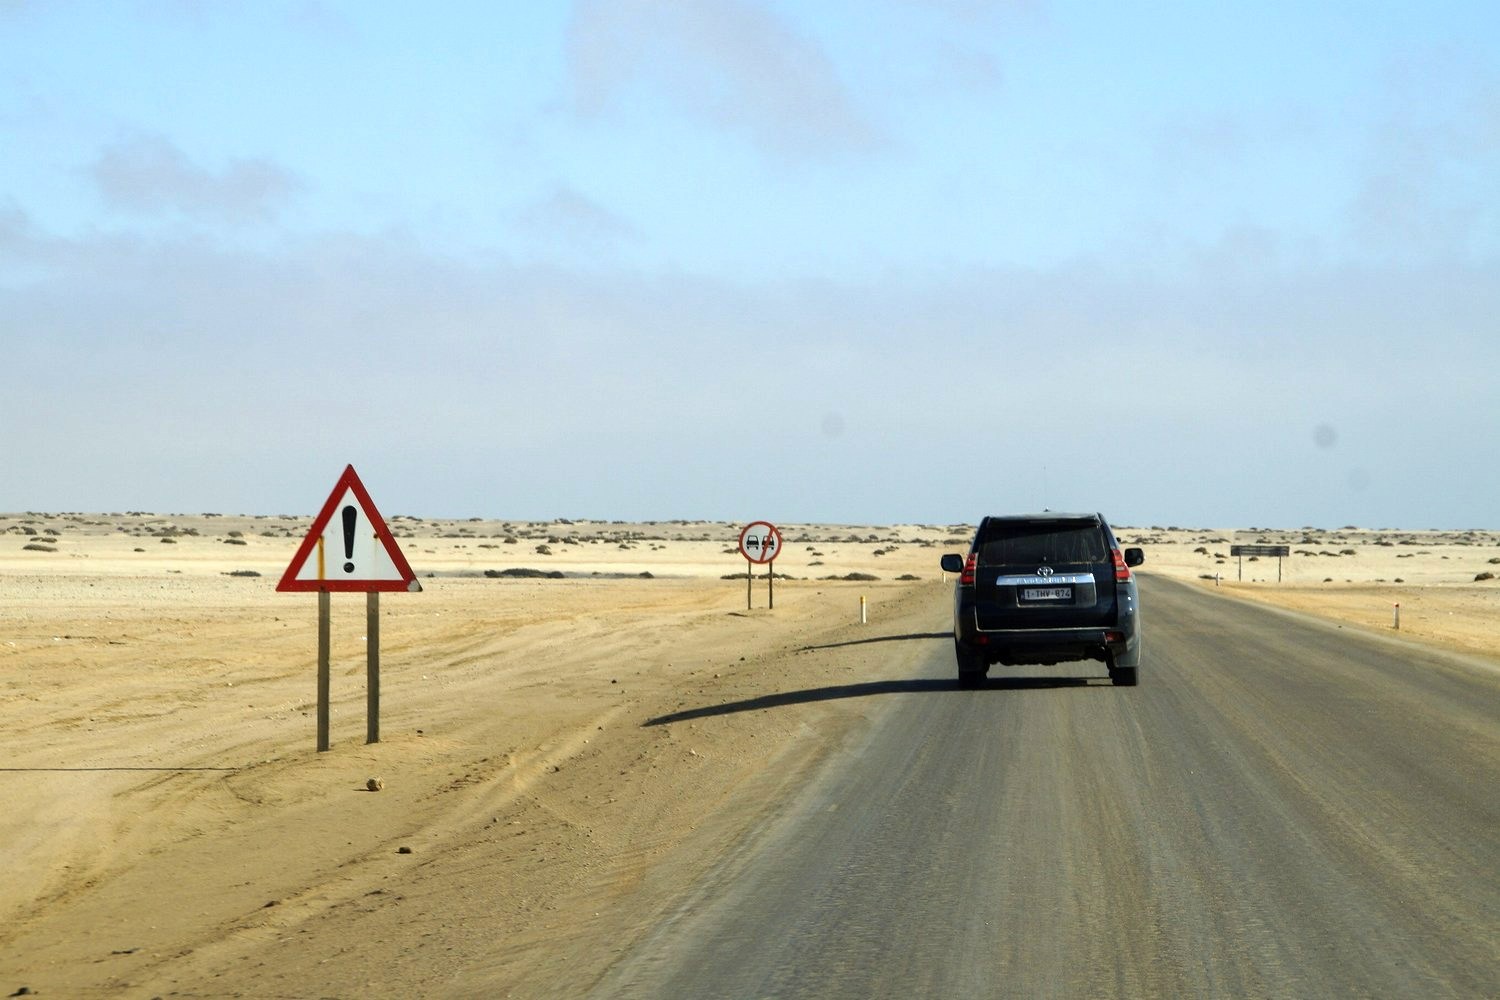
xmin=367 ymin=591 xmax=380 ymax=744
xmin=738 ymin=521 xmax=782 ymax=610
xmin=1229 ymin=544 xmax=1290 ymax=582
xmin=278 ymin=465 xmax=421 ymax=751
xmin=317 ymin=590 xmax=331 ymax=752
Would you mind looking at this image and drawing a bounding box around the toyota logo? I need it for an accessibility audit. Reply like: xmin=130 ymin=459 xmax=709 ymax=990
xmin=1037 ymin=566 xmax=1054 ymax=577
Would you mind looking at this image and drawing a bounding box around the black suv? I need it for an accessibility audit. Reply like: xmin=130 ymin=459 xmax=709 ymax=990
xmin=939 ymin=513 xmax=1144 ymax=687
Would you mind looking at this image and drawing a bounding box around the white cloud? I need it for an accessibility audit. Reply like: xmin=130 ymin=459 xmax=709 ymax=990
xmin=565 ymin=0 xmax=884 ymax=157
xmin=89 ymin=133 xmax=302 ymax=224
xmin=897 ymin=0 xmax=1047 ymax=23
xmin=3 ymin=214 xmax=1497 ymax=526
xmin=1342 ymin=50 xmax=1500 ymax=262
xmin=513 ymin=185 xmax=640 ymax=258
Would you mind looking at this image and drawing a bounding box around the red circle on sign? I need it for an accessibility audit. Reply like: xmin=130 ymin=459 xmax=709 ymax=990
xmin=738 ymin=521 xmax=782 ymax=564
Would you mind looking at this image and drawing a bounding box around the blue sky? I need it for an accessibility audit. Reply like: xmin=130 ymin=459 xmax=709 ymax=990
xmin=3 ymin=1 xmax=1497 ymax=527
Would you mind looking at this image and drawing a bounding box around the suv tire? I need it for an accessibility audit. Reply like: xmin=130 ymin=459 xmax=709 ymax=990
xmin=956 ymin=644 xmax=986 ymax=687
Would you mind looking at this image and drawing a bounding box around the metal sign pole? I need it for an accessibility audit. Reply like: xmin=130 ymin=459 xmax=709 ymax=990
xmin=768 ymin=558 xmax=775 ymax=610
xmin=367 ymin=591 xmax=380 ymax=744
xmin=746 ymin=558 xmax=753 ymax=609
xmin=317 ymin=590 xmax=331 ymax=752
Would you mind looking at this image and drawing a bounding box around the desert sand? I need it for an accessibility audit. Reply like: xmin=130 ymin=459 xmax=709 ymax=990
xmin=2 ymin=513 xmax=1497 ymax=997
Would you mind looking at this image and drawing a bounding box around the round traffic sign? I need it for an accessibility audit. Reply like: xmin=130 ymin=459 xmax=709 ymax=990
xmin=738 ymin=521 xmax=782 ymax=564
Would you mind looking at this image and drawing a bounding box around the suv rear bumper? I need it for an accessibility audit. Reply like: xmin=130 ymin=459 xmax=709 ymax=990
xmin=956 ymin=612 xmax=1140 ymax=668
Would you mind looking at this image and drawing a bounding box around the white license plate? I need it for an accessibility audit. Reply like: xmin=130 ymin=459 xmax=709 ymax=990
xmin=1022 ymin=587 xmax=1072 ymax=601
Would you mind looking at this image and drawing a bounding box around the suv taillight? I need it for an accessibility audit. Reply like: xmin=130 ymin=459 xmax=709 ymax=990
xmin=960 ymin=553 xmax=977 ymax=586
xmin=1112 ymin=548 xmax=1132 ymax=582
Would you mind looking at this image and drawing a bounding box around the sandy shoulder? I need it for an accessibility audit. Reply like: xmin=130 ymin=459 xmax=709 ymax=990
xmin=1121 ymin=525 xmax=1500 ymax=660
xmin=0 ymin=513 xmax=959 ymax=997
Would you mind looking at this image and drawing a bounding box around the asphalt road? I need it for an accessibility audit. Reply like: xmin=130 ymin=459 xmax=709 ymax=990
xmin=591 ymin=575 xmax=1500 ymax=999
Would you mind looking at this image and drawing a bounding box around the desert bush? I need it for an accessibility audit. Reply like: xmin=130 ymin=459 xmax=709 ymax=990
xmin=224 ymin=570 xmax=261 ymax=577
xmin=22 ymin=543 xmax=56 ymax=552
xmin=1476 ymin=572 xmax=1495 ymax=582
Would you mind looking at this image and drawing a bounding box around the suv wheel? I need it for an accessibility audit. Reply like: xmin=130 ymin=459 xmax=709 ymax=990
xmin=956 ymin=644 xmax=986 ymax=687
xmin=1109 ymin=666 xmax=1138 ymax=687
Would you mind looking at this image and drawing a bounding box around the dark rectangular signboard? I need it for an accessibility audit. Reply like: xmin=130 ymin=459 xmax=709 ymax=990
xmin=1230 ymin=544 xmax=1290 ymax=557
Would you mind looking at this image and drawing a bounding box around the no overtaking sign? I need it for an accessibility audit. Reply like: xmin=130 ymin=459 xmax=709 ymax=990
xmin=739 ymin=521 xmax=782 ymax=564
xmin=739 ymin=521 xmax=781 ymax=610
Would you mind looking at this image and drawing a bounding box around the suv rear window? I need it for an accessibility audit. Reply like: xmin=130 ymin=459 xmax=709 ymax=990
xmin=977 ymin=522 xmax=1107 ymax=566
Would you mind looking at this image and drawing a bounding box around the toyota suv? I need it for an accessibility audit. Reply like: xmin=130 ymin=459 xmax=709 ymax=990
xmin=939 ymin=513 xmax=1144 ymax=687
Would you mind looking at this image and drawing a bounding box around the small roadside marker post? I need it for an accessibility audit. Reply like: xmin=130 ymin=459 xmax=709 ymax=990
xmin=738 ymin=521 xmax=781 ymax=610
xmin=1393 ymin=603 xmax=1400 ymax=630
xmin=278 ymin=465 xmax=421 ymax=752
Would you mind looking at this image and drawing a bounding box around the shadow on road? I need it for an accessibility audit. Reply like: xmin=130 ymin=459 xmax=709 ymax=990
xmin=798 ymin=631 xmax=951 ymax=652
xmin=0 ymin=773 xmax=237 ymax=779
xmin=644 ymin=675 xmax=1102 ymax=726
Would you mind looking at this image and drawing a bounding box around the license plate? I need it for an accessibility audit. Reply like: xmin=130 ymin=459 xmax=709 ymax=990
xmin=1022 ymin=587 xmax=1072 ymax=602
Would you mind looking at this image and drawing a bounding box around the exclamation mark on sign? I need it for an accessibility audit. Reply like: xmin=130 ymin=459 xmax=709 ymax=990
xmin=342 ymin=505 xmax=357 ymax=573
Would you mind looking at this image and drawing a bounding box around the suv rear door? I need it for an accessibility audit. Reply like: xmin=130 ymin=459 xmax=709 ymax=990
xmin=972 ymin=515 xmax=1117 ymax=630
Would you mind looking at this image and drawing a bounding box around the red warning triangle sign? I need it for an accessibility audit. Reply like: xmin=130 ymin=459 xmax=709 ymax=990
xmin=277 ymin=465 xmax=421 ymax=593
